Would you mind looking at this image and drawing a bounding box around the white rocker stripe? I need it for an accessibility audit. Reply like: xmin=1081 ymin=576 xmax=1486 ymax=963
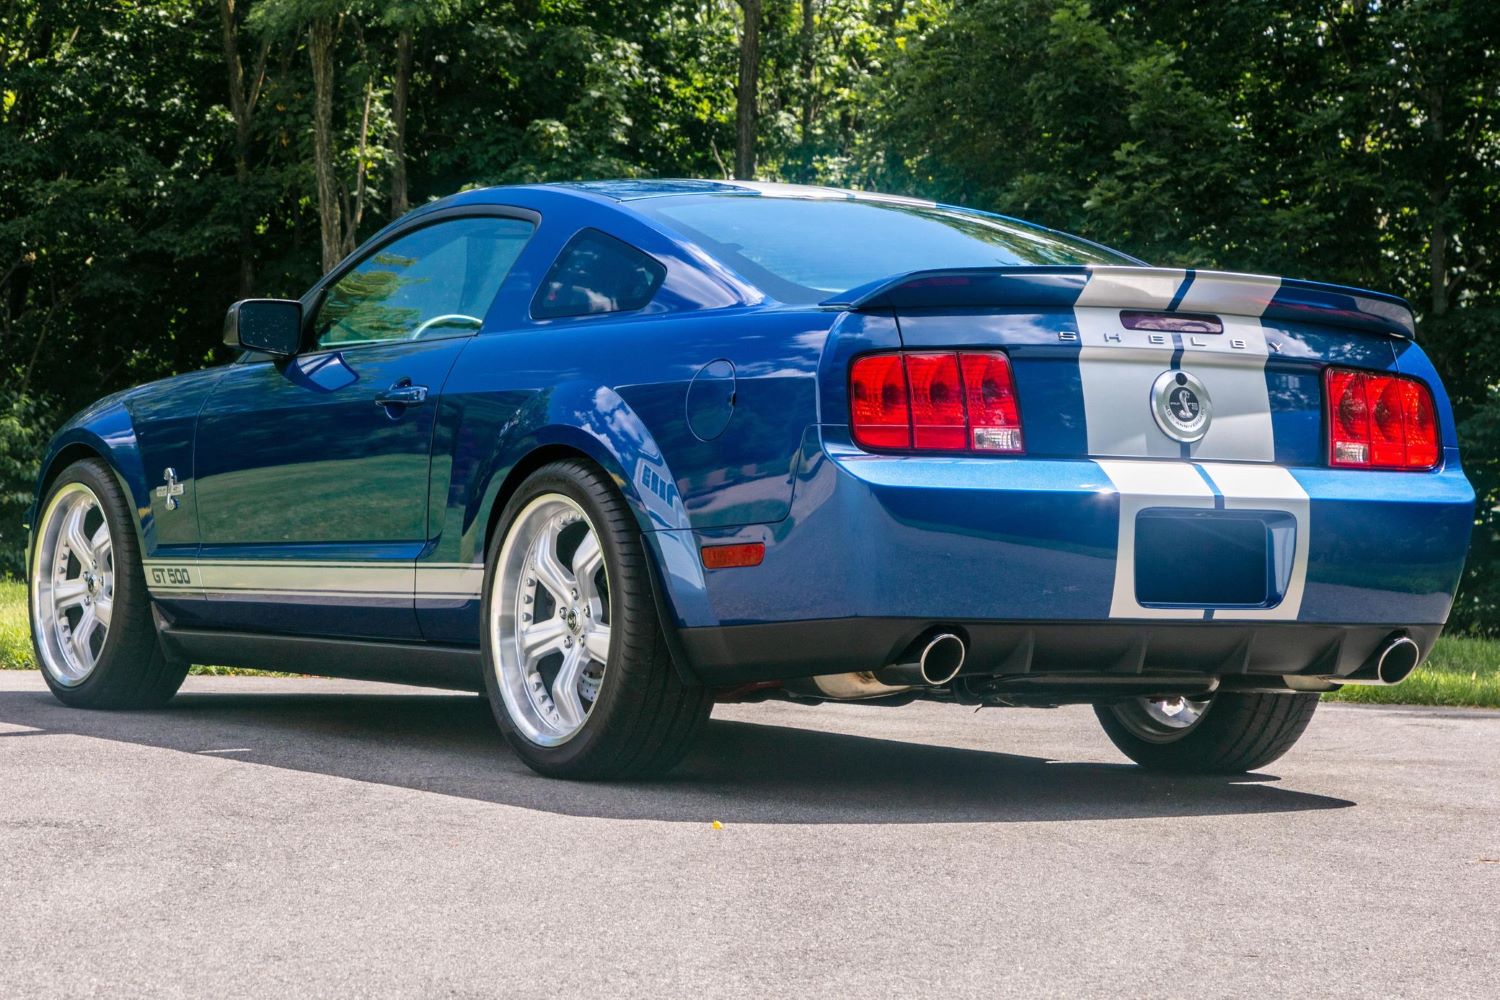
xmin=142 ymin=559 xmax=487 ymax=602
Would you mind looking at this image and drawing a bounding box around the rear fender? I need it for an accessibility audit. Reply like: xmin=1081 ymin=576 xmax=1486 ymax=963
xmin=472 ymin=383 xmax=713 ymax=645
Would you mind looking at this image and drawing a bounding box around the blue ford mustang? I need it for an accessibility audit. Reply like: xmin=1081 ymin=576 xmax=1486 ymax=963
xmin=27 ymin=180 xmax=1474 ymax=779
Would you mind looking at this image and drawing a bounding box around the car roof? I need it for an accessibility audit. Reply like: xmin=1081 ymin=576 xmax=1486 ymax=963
xmin=554 ymin=179 xmax=940 ymax=205
xmin=435 ymin=178 xmax=940 ymax=208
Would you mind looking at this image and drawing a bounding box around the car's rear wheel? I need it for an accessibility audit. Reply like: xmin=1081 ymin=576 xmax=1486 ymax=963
xmin=481 ymin=459 xmax=711 ymax=779
xmin=1093 ymin=690 xmax=1319 ymax=774
xmin=30 ymin=458 xmax=187 ymax=709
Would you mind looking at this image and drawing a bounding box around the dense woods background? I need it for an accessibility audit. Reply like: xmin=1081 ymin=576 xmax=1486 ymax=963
xmin=2 ymin=1 xmax=1497 ymax=628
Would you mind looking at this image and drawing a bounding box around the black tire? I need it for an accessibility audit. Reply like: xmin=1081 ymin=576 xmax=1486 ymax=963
xmin=29 ymin=459 xmax=188 ymax=709
xmin=1093 ymin=691 xmax=1319 ymax=774
xmin=480 ymin=459 xmax=711 ymax=780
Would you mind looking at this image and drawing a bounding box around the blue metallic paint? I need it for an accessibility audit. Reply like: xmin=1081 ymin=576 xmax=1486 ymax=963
xmin=28 ymin=180 xmax=1476 ymax=686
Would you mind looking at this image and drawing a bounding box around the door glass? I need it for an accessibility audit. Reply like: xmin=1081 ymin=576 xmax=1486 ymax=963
xmin=314 ymin=216 xmax=534 ymax=349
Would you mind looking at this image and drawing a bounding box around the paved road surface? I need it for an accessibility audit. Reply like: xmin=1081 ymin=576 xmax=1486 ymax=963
xmin=1 ymin=671 xmax=1496 ymax=998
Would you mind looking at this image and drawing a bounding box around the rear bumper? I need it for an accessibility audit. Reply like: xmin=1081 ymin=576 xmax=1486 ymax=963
xmin=657 ymin=428 xmax=1473 ymax=682
xmin=680 ymin=617 xmax=1442 ymax=686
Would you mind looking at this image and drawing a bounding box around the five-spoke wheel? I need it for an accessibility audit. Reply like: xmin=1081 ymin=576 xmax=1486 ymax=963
xmin=490 ymin=494 xmax=613 ymax=746
xmin=480 ymin=460 xmax=711 ymax=779
xmin=32 ymin=483 xmax=115 ymax=687
xmin=30 ymin=459 xmax=187 ymax=709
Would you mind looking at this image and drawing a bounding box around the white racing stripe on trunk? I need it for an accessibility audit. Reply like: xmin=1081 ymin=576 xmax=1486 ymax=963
xmin=1077 ymin=309 xmax=1196 ymax=460
xmin=1174 ymin=272 xmax=1281 ymax=316
xmin=1075 ymin=310 xmax=1277 ymax=462
xmin=1074 ymin=268 xmax=1185 ymax=309
xmin=1097 ymin=460 xmax=1310 ymax=621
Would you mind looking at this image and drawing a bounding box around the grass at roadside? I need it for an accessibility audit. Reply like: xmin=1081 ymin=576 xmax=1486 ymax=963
xmin=1 ymin=578 xmax=1496 ymax=704
xmin=0 ymin=579 xmax=31 ymax=670
xmin=0 ymin=578 xmax=294 ymax=677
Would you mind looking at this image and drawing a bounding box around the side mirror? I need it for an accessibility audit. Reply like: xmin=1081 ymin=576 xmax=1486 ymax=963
xmin=224 ymin=299 xmax=302 ymax=356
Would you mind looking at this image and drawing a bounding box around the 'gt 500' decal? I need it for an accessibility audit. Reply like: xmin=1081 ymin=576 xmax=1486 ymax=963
xmin=149 ymin=565 xmax=193 ymax=587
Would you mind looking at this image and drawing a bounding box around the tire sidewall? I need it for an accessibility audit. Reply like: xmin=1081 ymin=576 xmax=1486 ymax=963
xmin=479 ymin=462 xmax=651 ymax=774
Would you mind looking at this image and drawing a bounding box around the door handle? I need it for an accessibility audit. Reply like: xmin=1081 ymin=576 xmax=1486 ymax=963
xmin=374 ymin=381 xmax=429 ymax=408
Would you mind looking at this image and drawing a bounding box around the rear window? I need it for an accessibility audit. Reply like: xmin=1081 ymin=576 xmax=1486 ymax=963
xmin=531 ymin=229 xmax=666 ymax=320
xmin=638 ymin=194 xmax=1135 ymax=303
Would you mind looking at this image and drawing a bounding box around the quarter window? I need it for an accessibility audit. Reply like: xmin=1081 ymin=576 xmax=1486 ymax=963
xmin=531 ymin=229 xmax=666 ymax=320
xmin=314 ymin=216 xmax=534 ymax=349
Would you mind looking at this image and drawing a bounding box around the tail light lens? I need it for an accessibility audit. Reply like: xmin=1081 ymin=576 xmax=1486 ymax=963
xmin=1325 ymin=367 xmax=1439 ymax=470
xmin=905 ymin=353 xmax=967 ymax=449
xmin=960 ymin=352 xmax=1024 ymax=453
xmin=849 ymin=353 xmax=911 ymax=450
xmin=850 ymin=351 xmax=1023 ymax=454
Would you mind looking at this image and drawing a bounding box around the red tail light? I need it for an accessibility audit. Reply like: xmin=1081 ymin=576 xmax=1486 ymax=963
xmin=849 ymin=353 xmax=911 ymax=450
xmin=905 ymin=353 xmax=967 ymax=450
xmin=850 ymin=351 xmax=1023 ymax=454
xmin=960 ymin=352 xmax=1024 ymax=453
xmin=1325 ymin=367 xmax=1439 ymax=470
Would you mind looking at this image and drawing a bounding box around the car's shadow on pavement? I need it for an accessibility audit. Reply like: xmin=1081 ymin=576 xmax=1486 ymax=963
xmin=0 ymin=687 xmax=1354 ymax=823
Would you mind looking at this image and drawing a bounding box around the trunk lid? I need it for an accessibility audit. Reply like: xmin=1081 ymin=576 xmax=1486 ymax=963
xmin=829 ymin=265 xmax=1410 ymax=465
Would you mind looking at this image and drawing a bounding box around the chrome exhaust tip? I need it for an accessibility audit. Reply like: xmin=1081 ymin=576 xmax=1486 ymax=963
xmin=1338 ymin=633 xmax=1424 ymax=686
xmin=1375 ymin=635 xmax=1421 ymax=685
xmin=917 ymin=633 xmax=966 ymax=685
xmin=873 ymin=632 xmax=967 ymax=687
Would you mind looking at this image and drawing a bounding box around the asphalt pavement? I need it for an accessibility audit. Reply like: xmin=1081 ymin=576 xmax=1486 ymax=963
xmin=1 ymin=671 xmax=1496 ymax=999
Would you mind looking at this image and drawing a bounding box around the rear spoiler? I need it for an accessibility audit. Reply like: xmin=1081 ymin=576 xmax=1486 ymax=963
xmin=823 ymin=265 xmax=1416 ymax=340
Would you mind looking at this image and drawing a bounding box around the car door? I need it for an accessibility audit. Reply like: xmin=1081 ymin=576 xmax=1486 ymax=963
xmin=190 ymin=211 xmax=536 ymax=640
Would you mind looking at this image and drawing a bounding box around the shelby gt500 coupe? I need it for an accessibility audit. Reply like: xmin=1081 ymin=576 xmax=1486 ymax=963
xmin=28 ymin=180 xmax=1474 ymax=779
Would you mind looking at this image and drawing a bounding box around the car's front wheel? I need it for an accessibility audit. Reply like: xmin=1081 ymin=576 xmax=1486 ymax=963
xmin=30 ymin=458 xmax=187 ymax=709
xmin=480 ymin=459 xmax=711 ymax=779
xmin=1093 ymin=691 xmax=1319 ymax=773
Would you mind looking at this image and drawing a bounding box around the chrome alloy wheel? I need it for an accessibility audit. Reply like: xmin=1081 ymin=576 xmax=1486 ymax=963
xmin=490 ymin=494 xmax=612 ymax=747
xmin=31 ymin=483 xmax=115 ymax=687
xmin=1113 ymin=694 xmax=1214 ymax=743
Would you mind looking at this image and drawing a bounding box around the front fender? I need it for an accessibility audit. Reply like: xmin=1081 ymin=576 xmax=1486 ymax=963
xmin=30 ymin=398 xmax=153 ymax=559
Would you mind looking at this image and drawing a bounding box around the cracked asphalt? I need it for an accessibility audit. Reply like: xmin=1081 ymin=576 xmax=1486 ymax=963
xmin=1 ymin=671 xmax=1496 ymax=999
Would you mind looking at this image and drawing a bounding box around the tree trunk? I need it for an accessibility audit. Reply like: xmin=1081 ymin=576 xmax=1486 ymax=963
xmin=734 ymin=0 xmax=761 ymax=180
xmin=800 ymin=0 xmax=815 ymax=145
xmin=1427 ymin=87 xmax=1449 ymax=318
xmin=309 ymin=16 xmax=342 ymax=274
xmin=218 ymin=0 xmax=266 ymax=298
xmin=390 ymin=27 xmax=412 ymax=220
xmin=343 ymin=70 xmax=373 ymax=257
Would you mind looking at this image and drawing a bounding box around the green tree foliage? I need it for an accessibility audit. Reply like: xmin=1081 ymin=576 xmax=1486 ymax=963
xmin=0 ymin=0 xmax=1496 ymax=626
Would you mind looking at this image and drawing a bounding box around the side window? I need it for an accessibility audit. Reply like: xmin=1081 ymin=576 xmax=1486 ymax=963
xmin=314 ymin=216 xmax=534 ymax=349
xmin=531 ymin=228 xmax=666 ymax=320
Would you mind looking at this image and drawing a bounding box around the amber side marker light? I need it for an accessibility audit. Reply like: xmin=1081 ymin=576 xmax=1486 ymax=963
xmin=701 ymin=542 xmax=765 ymax=570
